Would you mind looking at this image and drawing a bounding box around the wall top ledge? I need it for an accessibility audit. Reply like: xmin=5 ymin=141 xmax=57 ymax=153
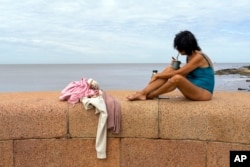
xmin=0 ymin=91 xmax=249 ymax=144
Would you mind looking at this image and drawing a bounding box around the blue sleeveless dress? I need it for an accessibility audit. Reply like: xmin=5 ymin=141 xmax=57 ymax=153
xmin=186 ymin=54 xmax=215 ymax=93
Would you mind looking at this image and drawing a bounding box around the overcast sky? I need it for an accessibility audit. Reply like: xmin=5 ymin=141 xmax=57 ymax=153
xmin=0 ymin=0 xmax=250 ymax=64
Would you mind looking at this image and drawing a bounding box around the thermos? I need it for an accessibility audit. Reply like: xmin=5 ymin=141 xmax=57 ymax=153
xmin=152 ymin=70 xmax=158 ymax=77
xmin=172 ymin=54 xmax=181 ymax=70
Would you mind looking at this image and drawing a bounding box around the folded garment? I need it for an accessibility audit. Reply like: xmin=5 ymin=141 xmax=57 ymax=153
xmin=103 ymin=91 xmax=121 ymax=134
xmin=81 ymin=96 xmax=108 ymax=159
xmin=60 ymin=78 xmax=121 ymax=159
xmin=59 ymin=78 xmax=99 ymax=104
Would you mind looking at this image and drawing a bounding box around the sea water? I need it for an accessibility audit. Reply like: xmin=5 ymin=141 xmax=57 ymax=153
xmin=0 ymin=63 xmax=249 ymax=92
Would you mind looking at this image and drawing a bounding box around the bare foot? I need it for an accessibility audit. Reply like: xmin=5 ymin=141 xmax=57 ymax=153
xmin=127 ymin=92 xmax=146 ymax=101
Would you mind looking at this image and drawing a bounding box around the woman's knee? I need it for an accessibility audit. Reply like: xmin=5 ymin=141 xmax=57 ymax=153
xmin=169 ymin=74 xmax=185 ymax=84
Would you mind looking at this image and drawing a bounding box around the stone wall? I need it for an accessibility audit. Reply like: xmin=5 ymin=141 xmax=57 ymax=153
xmin=0 ymin=91 xmax=250 ymax=167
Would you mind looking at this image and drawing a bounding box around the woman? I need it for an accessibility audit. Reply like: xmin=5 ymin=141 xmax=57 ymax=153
xmin=127 ymin=30 xmax=215 ymax=101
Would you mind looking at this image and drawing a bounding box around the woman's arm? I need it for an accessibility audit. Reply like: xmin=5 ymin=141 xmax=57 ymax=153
xmin=155 ymin=54 xmax=204 ymax=79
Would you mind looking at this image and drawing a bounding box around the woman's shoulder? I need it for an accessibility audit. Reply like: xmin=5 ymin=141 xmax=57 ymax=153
xmin=199 ymin=52 xmax=214 ymax=69
xmin=187 ymin=52 xmax=204 ymax=62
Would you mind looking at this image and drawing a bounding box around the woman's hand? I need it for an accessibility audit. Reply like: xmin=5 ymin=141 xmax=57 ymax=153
xmin=149 ymin=67 xmax=176 ymax=84
xmin=171 ymin=57 xmax=176 ymax=65
xmin=149 ymin=74 xmax=158 ymax=83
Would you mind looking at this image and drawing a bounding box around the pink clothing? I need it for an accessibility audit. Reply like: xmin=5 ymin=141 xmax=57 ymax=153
xmin=59 ymin=78 xmax=99 ymax=104
xmin=103 ymin=92 xmax=121 ymax=134
xmin=59 ymin=78 xmax=121 ymax=159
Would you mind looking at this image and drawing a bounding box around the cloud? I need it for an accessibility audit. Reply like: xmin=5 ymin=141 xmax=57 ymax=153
xmin=0 ymin=0 xmax=250 ymax=63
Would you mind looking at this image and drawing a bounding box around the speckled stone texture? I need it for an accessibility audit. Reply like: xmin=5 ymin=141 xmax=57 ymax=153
xmin=0 ymin=91 xmax=249 ymax=167
xmin=159 ymin=91 xmax=250 ymax=144
xmin=121 ymin=138 xmax=206 ymax=167
xmin=117 ymin=99 xmax=158 ymax=138
xmin=0 ymin=141 xmax=13 ymax=167
xmin=207 ymin=142 xmax=250 ymax=167
xmin=0 ymin=92 xmax=67 ymax=140
xmin=14 ymin=138 xmax=120 ymax=167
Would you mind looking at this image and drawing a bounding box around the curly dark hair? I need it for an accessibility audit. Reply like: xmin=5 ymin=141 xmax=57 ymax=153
xmin=173 ymin=30 xmax=201 ymax=56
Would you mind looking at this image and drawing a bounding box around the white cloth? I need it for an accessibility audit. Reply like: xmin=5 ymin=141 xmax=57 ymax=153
xmin=81 ymin=95 xmax=108 ymax=159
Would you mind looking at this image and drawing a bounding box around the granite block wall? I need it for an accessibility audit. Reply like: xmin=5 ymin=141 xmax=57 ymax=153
xmin=0 ymin=91 xmax=249 ymax=167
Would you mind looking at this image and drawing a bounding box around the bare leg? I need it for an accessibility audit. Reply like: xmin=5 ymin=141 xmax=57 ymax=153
xmin=148 ymin=75 xmax=212 ymax=101
xmin=127 ymin=66 xmax=172 ymax=101
xmin=126 ymin=78 xmax=167 ymax=100
xmin=147 ymin=82 xmax=176 ymax=99
xmin=172 ymin=75 xmax=212 ymax=100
